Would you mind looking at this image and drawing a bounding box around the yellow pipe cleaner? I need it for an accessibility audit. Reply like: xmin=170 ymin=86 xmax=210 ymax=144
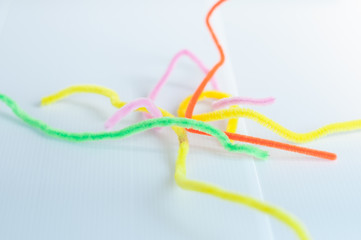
xmin=177 ymin=90 xmax=239 ymax=138
xmin=178 ymin=91 xmax=361 ymax=143
xmin=42 ymin=85 xmax=310 ymax=240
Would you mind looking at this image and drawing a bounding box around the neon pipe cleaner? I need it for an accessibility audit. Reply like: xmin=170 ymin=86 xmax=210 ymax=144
xmin=0 ymin=96 xmax=311 ymax=240
xmin=145 ymin=48 xmax=333 ymax=156
xmin=42 ymin=85 xmax=336 ymax=160
xmin=103 ymin=96 xmax=238 ymax=137
xmin=39 ymin=92 xmax=310 ymax=239
xmin=0 ymin=94 xmax=262 ymax=159
xmin=144 ymin=48 xmax=237 ymax=133
xmin=212 ymin=96 xmax=275 ymax=109
xmin=225 ymin=105 xmax=238 ymax=136
xmin=106 ymin=98 xmax=252 ymax=139
xmin=213 ymin=95 xmax=275 ymax=137
xmin=105 ymin=98 xmax=162 ymax=130
xmin=149 ymin=49 xmax=219 ymax=101
xmin=148 ymin=49 xmax=274 ymax=109
xmin=178 ymin=91 xmax=337 ymax=160
xmin=0 ymin=1 xmax=350 ymax=239
xmin=146 ymin=50 xmax=275 ymax=135
xmin=179 ymin=92 xmax=361 ymax=143
xmin=146 ymin=48 xmax=240 ymax=134
xmin=195 ymin=107 xmax=361 ymax=144
xmin=177 ymin=0 xmax=338 ymax=159
xmin=145 ymin=49 xmax=220 ymax=120
xmin=184 ymin=0 xmax=226 ymax=119
xmin=178 ymin=0 xmax=252 ymax=153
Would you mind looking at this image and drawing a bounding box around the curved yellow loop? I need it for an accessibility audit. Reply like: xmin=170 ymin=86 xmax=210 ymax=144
xmin=43 ymin=85 xmax=172 ymax=117
xmin=177 ymin=90 xmax=232 ymax=117
xmin=42 ymin=85 xmax=310 ymax=240
xmin=179 ymin=90 xmax=361 ymax=143
xmin=176 ymin=90 xmax=239 ymax=136
xmin=42 ymin=85 xmax=124 ymax=108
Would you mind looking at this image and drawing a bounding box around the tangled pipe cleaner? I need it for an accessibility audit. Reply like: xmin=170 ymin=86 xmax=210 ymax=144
xmin=213 ymin=96 xmax=275 ymax=109
xmin=178 ymin=91 xmax=337 ymax=160
xmin=146 ymin=48 xmax=244 ymax=133
xmin=146 ymin=50 xmax=275 ymax=134
xmin=179 ymin=92 xmax=361 ymax=144
xmin=37 ymin=91 xmax=310 ymax=239
xmin=213 ymin=96 xmax=274 ymax=135
xmin=104 ymin=103 xmax=309 ymax=240
xmin=148 ymin=49 xmax=274 ymax=111
xmin=105 ymin=98 xmax=241 ymax=135
xmin=1 ymin=1 xmax=350 ymax=238
xmin=0 ymin=93 xmax=310 ymax=239
xmin=42 ymin=85 xmax=336 ymax=160
xmin=179 ymin=0 xmax=338 ymax=160
xmin=146 ymin=48 xmax=240 ymax=133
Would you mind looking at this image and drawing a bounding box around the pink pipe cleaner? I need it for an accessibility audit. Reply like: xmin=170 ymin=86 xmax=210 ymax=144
xmin=149 ymin=49 xmax=219 ymax=101
xmin=212 ymin=97 xmax=275 ymax=110
xmin=105 ymin=98 xmax=162 ymax=130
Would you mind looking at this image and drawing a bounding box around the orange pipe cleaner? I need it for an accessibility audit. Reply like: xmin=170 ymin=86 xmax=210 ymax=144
xmin=183 ymin=0 xmax=336 ymax=160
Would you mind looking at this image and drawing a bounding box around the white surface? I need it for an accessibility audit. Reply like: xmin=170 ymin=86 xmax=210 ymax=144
xmin=0 ymin=0 xmax=360 ymax=239
xmin=222 ymin=1 xmax=361 ymax=239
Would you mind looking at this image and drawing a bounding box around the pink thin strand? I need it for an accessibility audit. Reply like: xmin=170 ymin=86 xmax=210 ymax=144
xmin=105 ymin=98 xmax=162 ymax=130
xmin=149 ymin=49 xmax=219 ymax=101
xmin=212 ymin=97 xmax=276 ymax=110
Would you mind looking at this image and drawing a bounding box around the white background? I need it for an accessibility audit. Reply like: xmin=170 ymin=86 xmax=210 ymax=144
xmin=0 ymin=0 xmax=360 ymax=239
